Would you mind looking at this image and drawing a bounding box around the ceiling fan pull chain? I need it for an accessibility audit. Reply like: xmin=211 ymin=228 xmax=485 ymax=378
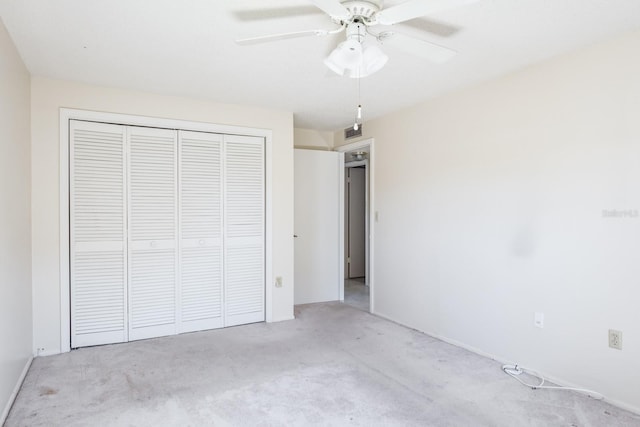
xmin=354 ymin=77 xmax=362 ymax=131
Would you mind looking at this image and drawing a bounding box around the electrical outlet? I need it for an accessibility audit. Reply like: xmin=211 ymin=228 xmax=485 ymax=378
xmin=609 ymin=329 xmax=622 ymax=350
xmin=275 ymin=276 xmax=283 ymax=288
xmin=534 ymin=312 xmax=544 ymax=328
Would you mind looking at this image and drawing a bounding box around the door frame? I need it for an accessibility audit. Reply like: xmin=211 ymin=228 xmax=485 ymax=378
xmin=335 ymin=138 xmax=375 ymax=313
xmin=59 ymin=108 xmax=273 ymax=353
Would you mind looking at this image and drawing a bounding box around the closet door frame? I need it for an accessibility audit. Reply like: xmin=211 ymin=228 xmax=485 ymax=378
xmin=59 ymin=108 xmax=273 ymax=353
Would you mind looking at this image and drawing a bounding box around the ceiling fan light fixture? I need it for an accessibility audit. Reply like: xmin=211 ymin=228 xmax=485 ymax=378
xmin=362 ymin=42 xmax=388 ymax=75
xmin=325 ymin=19 xmax=388 ymax=78
xmin=326 ymin=39 xmax=363 ymax=73
xmin=324 ymin=54 xmax=346 ymax=76
xmin=348 ymin=42 xmax=389 ymax=78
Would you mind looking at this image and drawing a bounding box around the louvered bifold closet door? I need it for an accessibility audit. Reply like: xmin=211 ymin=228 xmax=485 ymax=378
xmin=224 ymin=135 xmax=265 ymax=326
xmin=128 ymin=127 xmax=179 ymax=341
xmin=178 ymin=131 xmax=224 ymax=333
xmin=70 ymin=120 xmax=127 ymax=348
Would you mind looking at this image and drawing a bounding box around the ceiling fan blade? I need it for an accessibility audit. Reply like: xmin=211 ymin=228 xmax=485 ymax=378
xmin=379 ymin=31 xmax=457 ymax=63
xmin=376 ymin=0 xmax=477 ymax=25
xmin=236 ymin=29 xmax=330 ymax=45
xmin=398 ymin=17 xmax=460 ymax=38
xmin=309 ymin=0 xmax=351 ymax=20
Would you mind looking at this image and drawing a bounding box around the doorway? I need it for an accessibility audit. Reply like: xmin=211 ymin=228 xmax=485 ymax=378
xmin=345 ymin=164 xmax=368 ymax=311
xmin=336 ymin=138 xmax=374 ymax=313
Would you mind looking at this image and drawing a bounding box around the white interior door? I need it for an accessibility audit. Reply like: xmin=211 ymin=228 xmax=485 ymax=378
xmin=178 ymin=130 xmax=224 ymax=333
xmin=294 ymin=149 xmax=343 ymax=305
xmin=224 ymin=135 xmax=265 ymax=326
xmin=348 ymin=167 xmax=366 ymax=278
xmin=70 ymin=120 xmax=127 ymax=348
xmin=127 ymin=126 xmax=178 ymax=341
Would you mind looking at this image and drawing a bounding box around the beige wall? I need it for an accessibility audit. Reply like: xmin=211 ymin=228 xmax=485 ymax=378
xmin=31 ymin=77 xmax=295 ymax=355
xmin=335 ymin=29 xmax=640 ymax=411
xmin=0 ymin=18 xmax=32 ymax=421
xmin=294 ymin=128 xmax=334 ymax=150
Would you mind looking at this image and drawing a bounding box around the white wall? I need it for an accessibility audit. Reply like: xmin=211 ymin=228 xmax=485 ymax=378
xmin=335 ymin=29 xmax=640 ymax=412
xmin=294 ymin=128 xmax=334 ymax=150
xmin=0 ymin=18 xmax=32 ymax=420
xmin=31 ymin=77 xmax=295 ymax=355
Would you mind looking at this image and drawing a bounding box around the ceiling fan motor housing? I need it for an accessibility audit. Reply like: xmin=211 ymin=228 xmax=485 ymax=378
xmin=339 ymin=1 xmax=382 ymax=23
xmin=346 ymin=22 xmax=367 ymax=43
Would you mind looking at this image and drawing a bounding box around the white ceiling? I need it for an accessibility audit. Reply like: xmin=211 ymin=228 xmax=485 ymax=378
xmin=1 ymin=0 xmax=640 ymax=130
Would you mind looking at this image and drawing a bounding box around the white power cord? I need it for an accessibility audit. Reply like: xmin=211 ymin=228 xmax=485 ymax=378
xmin=501 ymin=364 xmax=604 ymax=400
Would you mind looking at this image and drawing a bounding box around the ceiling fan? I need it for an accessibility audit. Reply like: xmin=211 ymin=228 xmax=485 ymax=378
xmin=236 ymin=0 xmax=477 ymax=78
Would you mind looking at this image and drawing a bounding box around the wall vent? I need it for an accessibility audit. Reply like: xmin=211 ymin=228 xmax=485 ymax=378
xmin=344 ymin=125 xmax=363 ymax=140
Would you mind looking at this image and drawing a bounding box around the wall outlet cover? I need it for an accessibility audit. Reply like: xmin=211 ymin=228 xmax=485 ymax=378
xmin=609 ymin=329 xmax=622 ymax=350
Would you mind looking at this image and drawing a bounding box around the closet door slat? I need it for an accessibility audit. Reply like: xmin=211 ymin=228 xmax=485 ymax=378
xmin=70 ymin=120 xmax=127 ymax=348
xmin=224 ymin=135 xmax=265 ymax=327
xmin=128 ymin=127 xmax=178 ymax=341
xmin=178 ymin=131 xmax=224 ymax=333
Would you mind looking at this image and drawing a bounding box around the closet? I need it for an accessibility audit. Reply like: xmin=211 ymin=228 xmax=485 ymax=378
xmin=69 ymin=120 xmax=265 ymax=348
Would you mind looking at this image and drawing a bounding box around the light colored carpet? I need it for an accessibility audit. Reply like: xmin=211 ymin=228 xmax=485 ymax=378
xmin=344 ymin=278 xmax=369 ymax=312
xmin=6 ymin=303 xmax=639 ymax=426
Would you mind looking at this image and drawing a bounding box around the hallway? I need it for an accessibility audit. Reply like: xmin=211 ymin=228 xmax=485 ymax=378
xmin=344 ymin=278 xmax=369 ymax=312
